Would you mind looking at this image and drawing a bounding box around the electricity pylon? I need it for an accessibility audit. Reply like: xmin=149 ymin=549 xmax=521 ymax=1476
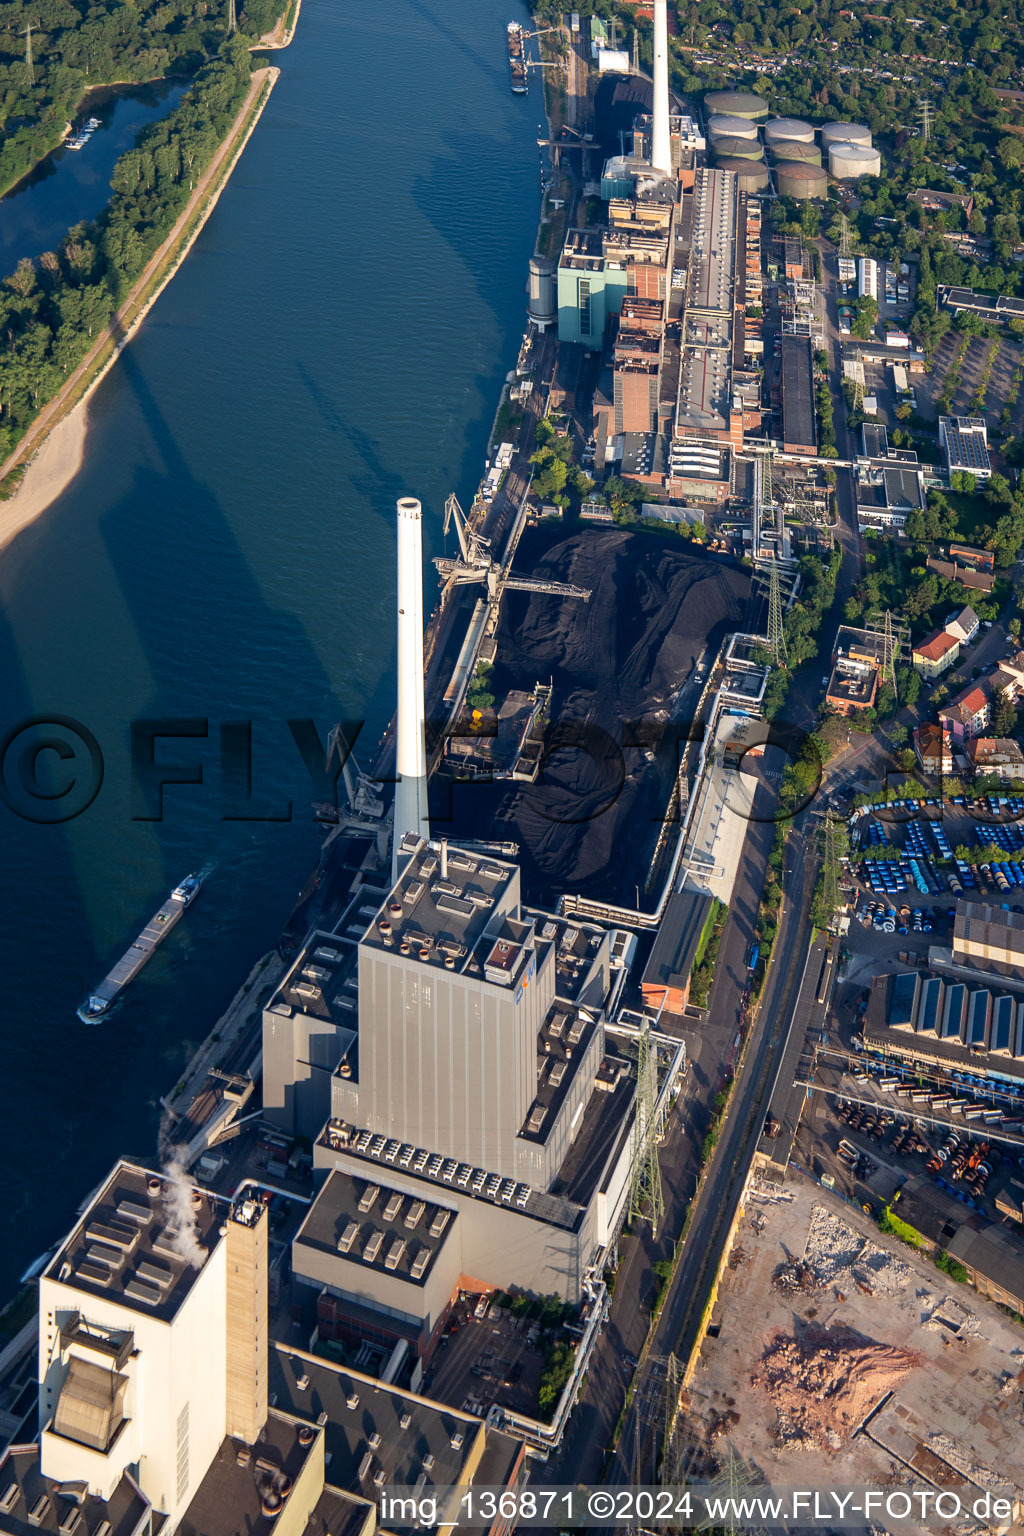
xmin=22 ymin=22 xmax=34 ymax=85
xmin=660 ymin=1352 xmax=683 ymax=1485
xmin=918 ymin=97 xmax=934 ymax=144
xmin=767 ymin=560 xmax=788 ymax=668
xmin=628 ymin=1019 xmax=664 ymax=1235
xmin=881 ymin=608 xmax=899 ymax=698
xmin=227 ymin=0 xmax=237 ymax=33
xmin=821 ymin=810 xmax=846 ymax=929
xmin=838 ymin=212 xmax=854 ymax=259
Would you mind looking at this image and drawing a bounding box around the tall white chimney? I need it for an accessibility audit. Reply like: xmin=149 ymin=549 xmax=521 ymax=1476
xmin=393 ymin=496 xmax=430 ymax=882
xmin=651 ymin=0 xmax=671 ymax=176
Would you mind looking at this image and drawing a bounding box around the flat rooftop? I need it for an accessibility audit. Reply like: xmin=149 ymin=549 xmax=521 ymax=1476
xmin=269 ymin=929 xmax=360 ymax=1028
xmin=642 ymin=888 xmax=713 ymax=996
xmin=0 ymin=1447 xmax=149 ymax=1536
xmin=521 ymin=1001 xmax=599 ymax=1142
xmin=268 ymin=1347 xmax=504 ymax=1510
xmin=362 ymin=837 xmax=522 ymax=981
xmin=294 ymin=1169 xmax=456 ymax=1287
xmin=317 ymin=1123 xmax=583 ymax=1233
xmin=43 ymin=1161 xmax=227 ymax=1323
xmin=780 ymin=335 xmax=815 ymax=450
xmin=177 ymin=1412 xmax=322 ymax=1536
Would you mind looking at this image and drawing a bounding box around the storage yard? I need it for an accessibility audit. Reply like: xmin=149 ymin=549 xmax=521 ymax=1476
xmin=447 ymin=528 xmax=749 ymax=904
xmin=684 ymin=1178 xmax=1024 ymax=1526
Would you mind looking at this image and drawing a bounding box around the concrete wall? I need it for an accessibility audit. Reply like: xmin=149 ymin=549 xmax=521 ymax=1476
xmin=40 ymin=1240 xmax=229 ymax=1526
xmin=353 ymin=938 xmax=551 ymax=1181
xmin=263 ymin=1005 xmax=355 ymax=1140
xmin=311 ymin=1149 xmax=591 ymax=1303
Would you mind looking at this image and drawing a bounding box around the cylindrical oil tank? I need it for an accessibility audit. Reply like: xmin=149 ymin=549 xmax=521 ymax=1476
xmin=708 ymin=134 xmax=763 ymax=160
xmin=707 ymin=113 xmax=760 ymax=141
xmin=775 ymin=162 xmax=828 ymax=199
xmin=715 ymin=156 xmax=771 ymax=192
xmin=829 ymin=142 xmax=882 ymax=178
xmin=821 ymin=121 xmax=872 ymax=148
xmin=527 ymin=255 xmax=557 ymax=326
xmin=764 ymin=117 xmax=814 ymax=144
xmin=771 ymin=139 xmax=821 ymax=165
xmin=704 ymin=89 xmax=768 ymax=120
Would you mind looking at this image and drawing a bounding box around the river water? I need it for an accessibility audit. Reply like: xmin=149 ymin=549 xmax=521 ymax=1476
xmin=0 ymin=81 xmax=188 ymax=272
xmin=0 ymin=0 xmax=539 ymax=1294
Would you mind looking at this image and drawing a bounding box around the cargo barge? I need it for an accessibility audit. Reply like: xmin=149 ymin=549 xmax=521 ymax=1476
xmin=507 ymin=22 xmax=528 ymax=94
xmin=77 ymin=874 xmax=201 ymax=1023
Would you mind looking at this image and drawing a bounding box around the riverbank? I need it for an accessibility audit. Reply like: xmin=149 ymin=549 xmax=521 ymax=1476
xmin=0 ymin=65 xmax=280 ymax=551
xmin=256 ymin=0 xmax=303 ymax=50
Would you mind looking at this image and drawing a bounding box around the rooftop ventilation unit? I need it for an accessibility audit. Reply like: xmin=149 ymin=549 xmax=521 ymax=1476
xmin=347 ymin=1393 xmax=360 ymax=1410
xmin=0 ymin=1486 xmax=18 ymax=1516
xmin=364 ymin=1232 xmax=384 ymax=1264
xmin=410 ymin=1249 xmax=430 ymax=1280
xmin=369 ymin=1432 xmax=382 ymax=1449
xmin=450 ymin=1432 xmax=464 ymax=1450
xmin=58 ymin=1507 xmax=82 ymax=1536
xmin=357 ymin=1452 xmax=373 ymax=1481
xmin=428 ymin=1209 xmax=450 ymax=1239
xmin=405 ymin=1201 xmax=425 ymax=1229
xmin=28 ymin=1495 xmax=50 ymax=1527
xmin=383 ymin=1194 xmax=403 ymax=1222
xmin=338 ymin=1222 xmax=360 ymax=1254
xmin=423 ymin=1454 xmax=435 ymax=1472
xmin=400 ymin=1412 xmax=413 ymax=1430
xmin=385 ymin=1239 xmax=407 ymax=1271
xmin=358 ymin=1185 xmax=380 ymax=1214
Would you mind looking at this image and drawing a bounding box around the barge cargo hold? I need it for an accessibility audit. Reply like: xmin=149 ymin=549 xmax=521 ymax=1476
xmin=508 ymin=22 xmax=528 ymax=94
xmin=77 ymin=874 xmax=201 ymax=1023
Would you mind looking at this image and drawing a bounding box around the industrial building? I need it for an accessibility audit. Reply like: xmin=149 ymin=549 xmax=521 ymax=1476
xmin=640 ymin=889 xmax=713 ymax=1013
xmin=938 ymin=284 xmax=1024 ymax=326
xmin=779 ymin=335 xmax=816 ymax=454
xmin=863 ymin=967 xmax=1024 ymax=1090
xmin=0 ymin=1159 xmax=524 ymax=1536
xmin=263 ymin=832 xmax=644 ymax=1356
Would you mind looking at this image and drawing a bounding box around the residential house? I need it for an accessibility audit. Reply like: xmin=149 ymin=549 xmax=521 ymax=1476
xmin=967 ymin=737 xmax=1024 ymax=781
xmin=992 ymin=652 xmax=1024 ymax=702
xmin=948 ymin=543 xmax=995 ymax=574
xmin=914 ymin=722 xmax=953 ymax=777
xmin=925 ymin=556 xmax=994 ymax=593
xmin=945 ymin=605 xmax=980 ymax=645
xmin=912 ymin=628 xmax=960 ymax=679
xmin=939 ymin=681 xmax=991 ymax=743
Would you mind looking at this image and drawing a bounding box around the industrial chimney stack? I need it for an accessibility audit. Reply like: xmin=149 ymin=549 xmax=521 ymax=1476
xmin=393 ymin=496 xmax=430 ymax=881
xmin=651 ymin=0 xmax=671 ymax=176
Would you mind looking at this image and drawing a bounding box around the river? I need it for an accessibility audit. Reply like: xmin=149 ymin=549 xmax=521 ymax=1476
xmin=0 ymin=0 xmax=540 ymax=1295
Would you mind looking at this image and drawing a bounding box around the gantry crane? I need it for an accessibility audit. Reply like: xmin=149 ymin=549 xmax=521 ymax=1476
xmin=432 ymin=493 xmax=591 ymax=610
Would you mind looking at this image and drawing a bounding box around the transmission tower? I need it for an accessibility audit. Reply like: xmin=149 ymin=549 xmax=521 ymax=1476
xmin=918 ymin=97 xmax=934 ymax=144
xmin=632 ymin=26 xmax=640 ymax=74
xmin=227 ymin=0 xmax=237 ymax=32
xmin=838 ymin=212 xmax=854 ymax=259
xmin=766 ymin=560 xmax=788 ymax=668
xmin=881 ymin=608 xmax=899 ymax=698
xmin=820 ymin=810 xmax=845 ymax=930
xmin=628 ymin=1020 xmax=664 ymax=1235
xmin=660 ymin=1352 xmax=683 ymax=1485
xmin=22 ymin=22 xmax=34 ymax=85
xmin=702 ymin=1450 xmax=765 ymax=1536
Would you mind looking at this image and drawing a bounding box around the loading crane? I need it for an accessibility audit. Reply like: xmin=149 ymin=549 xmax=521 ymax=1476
xmin=433 ymin=493 xmax=591 ymax=610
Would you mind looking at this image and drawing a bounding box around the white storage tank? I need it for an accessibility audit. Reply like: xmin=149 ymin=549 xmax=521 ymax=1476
xmin=829 ymin=142 xmax=882 ymax=179
xmin=764 ymin=117 xmax=814 ymax=145
xmin=527 ymin=256 xmax=557 ymax=328
xmin=707 ymin=113 xmax=759 ymax=141
xmin=821 ymin=121 xmax=872 ymax=148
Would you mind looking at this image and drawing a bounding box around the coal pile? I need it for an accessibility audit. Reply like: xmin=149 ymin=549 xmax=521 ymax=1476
xmin=441 ymin=528 xmax=748 ymax=906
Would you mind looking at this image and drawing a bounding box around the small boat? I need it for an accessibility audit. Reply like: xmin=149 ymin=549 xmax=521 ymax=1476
xmin=85 ymin=116 xmax=101 ymax=129
xmin=172 ymin=873 xmax=202 ymax=906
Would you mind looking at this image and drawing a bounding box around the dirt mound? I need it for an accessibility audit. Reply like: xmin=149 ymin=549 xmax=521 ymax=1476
xmin=753 ymin=1323 xmax=920 ymax=1452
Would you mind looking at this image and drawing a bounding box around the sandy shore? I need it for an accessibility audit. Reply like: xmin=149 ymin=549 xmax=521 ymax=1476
xmin=0 ymin=405 xmax=89 ymax=555
xmin=0 ymin=65 xmax=280 ymax=557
